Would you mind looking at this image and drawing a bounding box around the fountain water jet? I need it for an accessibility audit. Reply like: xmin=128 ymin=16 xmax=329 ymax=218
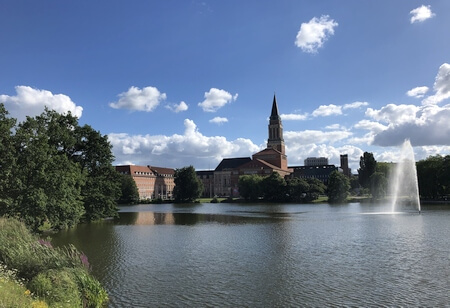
xmin=390 ymin=140 xmax=421 ymax=213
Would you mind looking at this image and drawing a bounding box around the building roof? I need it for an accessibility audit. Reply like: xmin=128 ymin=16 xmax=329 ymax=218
xmin=253 ymin=147 xmax=283 ymax=157
xmin=215 ymin=157 xmax=252 ymax=171
xmin=270 ymin=94 xmax=280 ymax=120
xmin=115 ymin=165 xmax=154 ymax=176
xmin=149 ymin=166 xmax=175 ymax=176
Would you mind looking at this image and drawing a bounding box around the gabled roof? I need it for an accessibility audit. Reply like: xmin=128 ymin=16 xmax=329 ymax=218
xmin=253 ymin=147 xmax=282 ymax=157
xmin=215 ymin=157 xmax=252 ymax=171
xmin=238 ymin=158 xmax=282 ymax=171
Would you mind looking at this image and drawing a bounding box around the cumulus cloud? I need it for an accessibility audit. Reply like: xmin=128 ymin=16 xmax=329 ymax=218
xmin=295 ymin=15 xmax=338 ymax=53
xmin=285 ymin=129 xmax=352 ymax=145
xmin=209 ymin=117 xmax=228 ymax=125
xmin=422 ymin=63 xmax=450 ymax=105
xmin=109 ymin=86 xmax=167 ymax=112
xmin=312 ymin=104 xmax=342 ymax=117
xmin=367 ymin=104 xmax=450 ymax=146
xmin=109 ymin=118 xmax=261 ymax=169
xmin=407 ymin=86 xmax=429 ymax=98
xmin=410 ymin=5 xmax=435 ymax=23
xmin=166 ymin=101 xmax=188 ymax=113
xmin=198 ymin=88 xmax=238 ymax=112
xmin=343 ymin=101 xmax=369 ymax=109
xmin=0 ymin=86 xmax=83 ymax=123
xmin=280 ymin=113 xmax=309 ymax=121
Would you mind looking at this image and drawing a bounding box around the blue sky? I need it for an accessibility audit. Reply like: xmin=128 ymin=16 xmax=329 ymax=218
xmin=1 ymin=1 xmax=450 ymax=173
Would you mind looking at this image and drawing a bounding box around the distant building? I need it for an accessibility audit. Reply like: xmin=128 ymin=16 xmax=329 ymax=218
xmin=212 ymin=95 xmax=293 ymax=197
xmin=289 ymin=165 xmax=341 ymax=185
xmin=116 ymin=165 xmax=174 ymax=200
xmin=305 ymin=157 xmax=329 ymax=166
xmin=340 ymin=154 xmax=352 ymax=177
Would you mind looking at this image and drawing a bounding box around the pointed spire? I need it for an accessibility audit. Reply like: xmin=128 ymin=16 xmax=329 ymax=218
xmin=270 ymin=94 xmax=280 ymax=119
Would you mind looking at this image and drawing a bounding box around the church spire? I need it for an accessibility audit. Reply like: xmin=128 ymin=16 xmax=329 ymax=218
xmin=267 ymin=94 xmax=285 ymax=154
xmin=270 ymin=94 xmax=280 ymax=120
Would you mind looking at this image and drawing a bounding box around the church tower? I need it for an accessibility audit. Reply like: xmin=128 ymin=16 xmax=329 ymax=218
xmin=267 ymin=95 xmax=285 ymax=154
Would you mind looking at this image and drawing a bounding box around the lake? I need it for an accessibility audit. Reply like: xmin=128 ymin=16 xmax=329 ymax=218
xmin=50 ymin=202 xmax=450 ymax=307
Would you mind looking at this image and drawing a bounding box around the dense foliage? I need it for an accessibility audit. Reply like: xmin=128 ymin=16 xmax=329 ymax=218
xmin=118 ymin=173 xmax=140 ymax=204
xmin=237 ymin=172 xmax=327 ymax=202
xmin=0 ymin=218 xmax=108 ymax=307
xmin=0 ymin=104 xmax=121 ymax=231
xmin=327 ymin=171 xmax=350 ymax=203
xmin=173 ymin=166 xmax=204 ymax=202
xmin=358 ymin=152 xmax=377 ymax=189
xmin=416 ymin=155 xmax=450 ymax=199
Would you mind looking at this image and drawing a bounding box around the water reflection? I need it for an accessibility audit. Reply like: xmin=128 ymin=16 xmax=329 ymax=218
xmin=116 ymin=211 xmax=278 ymax=225
xmin=50 ymin=203 xmax=450 ymax=307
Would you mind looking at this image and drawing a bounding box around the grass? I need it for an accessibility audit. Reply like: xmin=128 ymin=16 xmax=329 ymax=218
xmin=0 ymin=217 xmax=108 ymax=307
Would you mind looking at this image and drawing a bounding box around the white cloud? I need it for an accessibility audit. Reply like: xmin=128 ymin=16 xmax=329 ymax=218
xmin=312 ymin=104 xmax=342 ymax=117
xmin=285 ymin=129 xmax=352 ymax=145
xmin=209 ymin=117 xmax=228 ymax=125
xmin=366 ymin=104 xmax=420 ymax=125
xmin=295 ymin=15 xmax=338 ymax=53
xmin=109 ymin=86 xmax=167 ymax=112
xmin=343 ymin=101 xmax=369 ymax=109
xmin=198 ymin=88 xmax=238 ymax=112
xmin=0 ymin=86 xmax=83 ymax=123
xmin=367 ymin=104 xmax=450 ymax=146
xmin=410 ymin=5 xmax=435 ymax=23
xmin=422 ymin=63 xmax=450 ymax=105
xmin=406 ymin=86 xmax=429 ymax=98
xmin=166 ymin=101 xmax=188 ymax=113
xmin=109 ymin=119 xmax=262 ymax=169
xmin=280 ymin=113 xmax=309 ymax=121
xmin=354 ymin=119 xmax=388 ymax=134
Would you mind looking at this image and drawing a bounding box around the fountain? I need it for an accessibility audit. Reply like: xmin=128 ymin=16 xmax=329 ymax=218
xmin=390 ymin=139 xmax=421 ymax=213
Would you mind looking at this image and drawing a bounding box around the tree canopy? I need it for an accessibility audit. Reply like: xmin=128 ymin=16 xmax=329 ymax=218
xmin=327 ymin=171 xmax=350 ymax=203
xmin=173 ymin=166 xmax=203 ymax=203
xmin=0 ymin=104 xmax=121 ymax=231
xmin=358 ymin=152 xmax=377 ymax=189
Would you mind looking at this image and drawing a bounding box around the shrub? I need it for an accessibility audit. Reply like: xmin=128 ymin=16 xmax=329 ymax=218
xmin=28 ymin=268 xmax=82 ymax=307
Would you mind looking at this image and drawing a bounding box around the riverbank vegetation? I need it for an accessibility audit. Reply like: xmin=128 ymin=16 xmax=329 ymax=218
xmin=0 ymin=218 xmax=107 ymax=307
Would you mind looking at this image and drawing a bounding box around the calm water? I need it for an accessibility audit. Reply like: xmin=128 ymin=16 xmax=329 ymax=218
xmin=50 ymin=202 xmax=450 ymax=307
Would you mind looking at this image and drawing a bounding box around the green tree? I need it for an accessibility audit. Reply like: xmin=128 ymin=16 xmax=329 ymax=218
xmin=358 ymin=152 xmax=377 ymax=189
xmin=304 ymin=178 xmax=326 ymax=202
xmin=370 ymin=172 xmax=387 ymax=200
xmin=11 ymin=110 xmax=85 ymax=230
xmin=261 ymin=172 xmax=287 ymax=202
xmin=286 ymin=177 xmax=309 ymax=202
xmin=416 ymin=155 xmax=450 ymax=199
xmin=173 ymin=166 xmax=203 ymax=202
xmin=118 ymin=174 xmax=140 ymax=204
xmin=238 ymin=174 xmax=263 ymax=201
xmin=0 ymin=104 xmax=16 ymax=214
xmin=327 ymin=171 xmax=350 ymax=203
xmin=74 ymin=125 xmax=121 ymax=220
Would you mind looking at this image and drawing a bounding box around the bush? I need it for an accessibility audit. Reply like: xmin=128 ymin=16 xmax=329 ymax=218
xmin=29 ymin=268 xmax=82 ymax=307
xmin=0 ymin=218 xmax=108 ymax=307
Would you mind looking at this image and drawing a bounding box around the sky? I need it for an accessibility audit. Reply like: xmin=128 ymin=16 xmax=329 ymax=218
xmin=1 ymin=1 xmax=450 ymax=173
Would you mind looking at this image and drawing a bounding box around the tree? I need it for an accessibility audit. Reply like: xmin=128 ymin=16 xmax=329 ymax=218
xmin=304 ymin=178 xmax=326 ymax=202
xmin=173 ymin=166 xmax=203 ymax=202
xmin=118 ymin=174 xmax=140 ymax=204
xmin=0 ymin=106 xmax=122 ymax=230
xmin=11 ymin=110 xmax=85 ymax=230
xmin=261 ymin=172 xmax=287 ymax=202
xmin=358 ymin=152 xmax=377 ymax=189
xmin=286 ymin=177 xmax=309 ymax=202
xmin=74 ymin=125 xmax=121 ymax=220
xmin=238 ymin=174 xmax=263 ymax=201
xmin=0 ymin=104 xmax=16 ymax=214
xmin=416 ymin=155 xmax=450 ymax=199
xmin=370 ymin=172 xmax=387 ymax=200
xmin=327 ymin=171 xmax=350 ymax=203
